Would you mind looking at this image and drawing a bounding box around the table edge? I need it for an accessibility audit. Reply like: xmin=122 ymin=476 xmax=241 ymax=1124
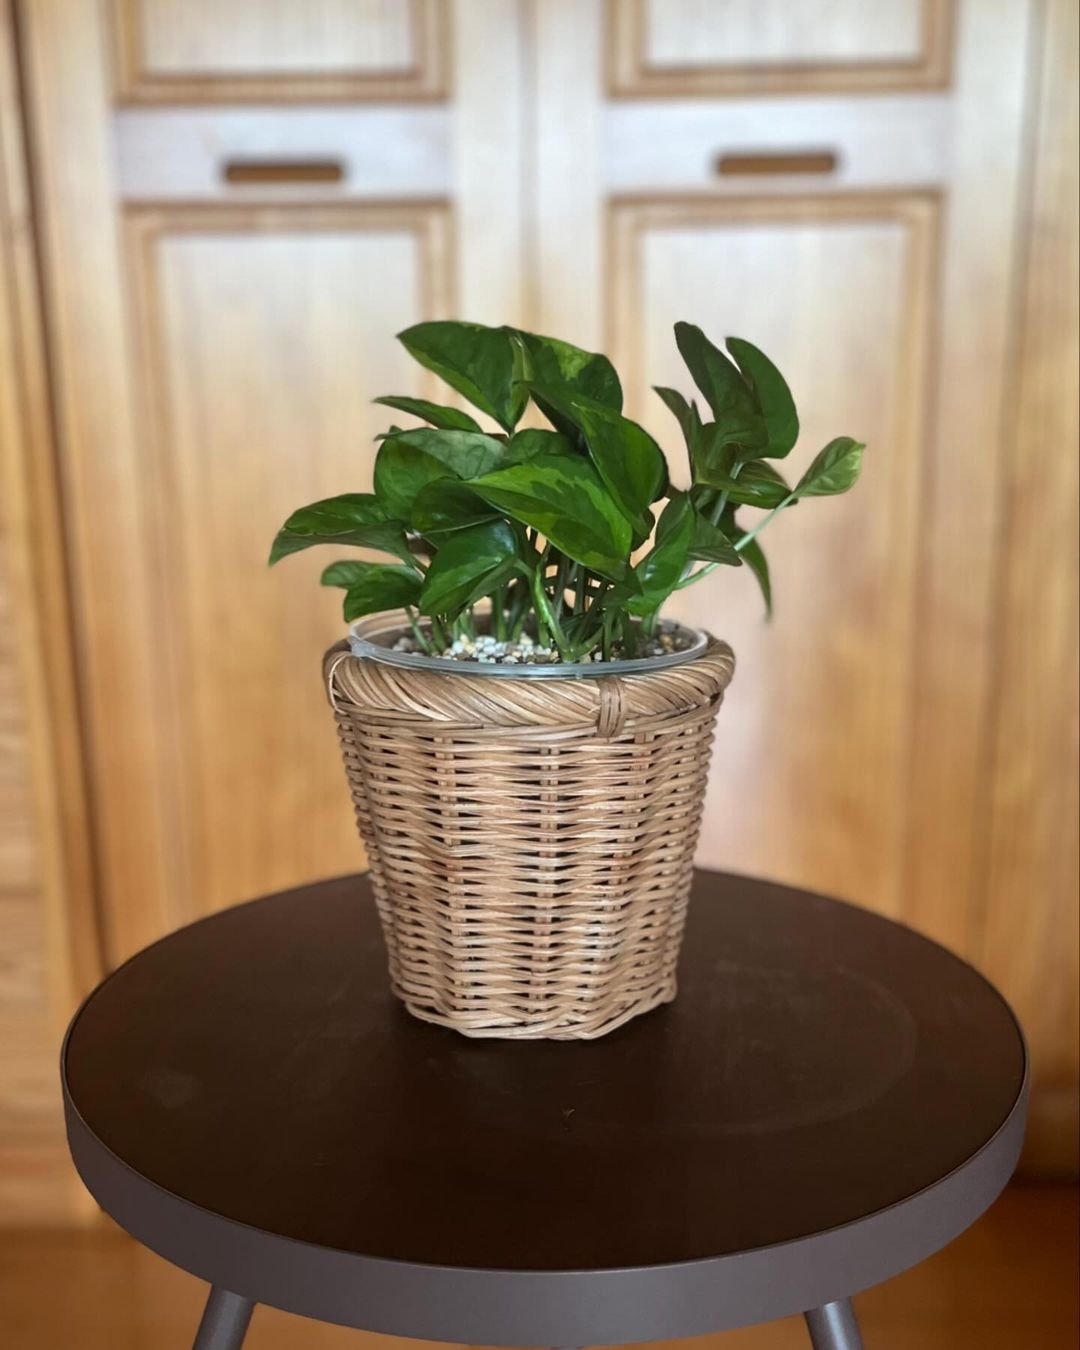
xmin=62 ymin=1048 xmax=1028 ymax=1343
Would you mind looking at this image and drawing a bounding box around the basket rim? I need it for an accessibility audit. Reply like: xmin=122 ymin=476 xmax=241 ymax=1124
xmin=346 ymin=610 xmax=711 ymax=681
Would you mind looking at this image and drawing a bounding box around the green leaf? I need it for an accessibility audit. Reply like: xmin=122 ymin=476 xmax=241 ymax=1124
xmin=509 ymin=329 xmax=623 ymax=410
xmin=689 ymin=506 xmax=742 ymax=566
xmin=690 ymin=421 xmax=741 ymax=484
xmin=695 ymin=458 xmax=794 ymax=509
xmin=526 ymin=381 xmax=667 ymax=523
xmin=717 ymin=507 xmax=771 ymax=617
xmin=674 ymin=321 xmax=766 ymax=452
xmin=631 ymin=506 xmax=656 ymax=550
xmin=374 ymin=441 xmax=456 ymax=521
xmin=653 ymin=386 xmax=695 ymax=446
xmin=269 ymin=493 xmax=412 ymax=566
xmin=726 ymin=337 xmax=799 ymax=458
xmin=380 ymin=428 xmax=505 ymax=479
xmin=373 ymin=396 xmax=482 ymax=432
xmin=654 ymin=385 xmax=692 ymax=435
xmin=619 ymin=493 xmax=694 ymax=617
xmin=739 ymin=535 xmax=772 ymax=617
xmin=410 ymin=480 xmax=497 ymax=535
xmin=794 ymin=437 xmax=865 ymax=497
xmin=581 ymin=402 xmax=669 ymax=514
xmin=397 ymin=321 xmax=526 ymax=431
xmin=469 ymin=454 xmax=631 ymax=580
xmin=320 ymin=560 xmax=422 ymax=622
xmin=373 ymin=429 xmax=505 ymax=521
xmin=655 ymin=385 xmax=713 ymax=481
xmin=502 ymin=428 xmax=577 ymax=466
xmin=418 ymin=521 xmax=523 ymax=619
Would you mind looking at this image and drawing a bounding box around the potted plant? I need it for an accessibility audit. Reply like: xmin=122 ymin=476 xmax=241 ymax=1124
xmin=271 ymin=320 xmax=863 ymax=1039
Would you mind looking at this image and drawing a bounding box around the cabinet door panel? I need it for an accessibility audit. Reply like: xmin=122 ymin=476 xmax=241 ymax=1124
xmin=609 ymin=0 xmax=953 ymax=94
xmin=137 ymin=0 xmax=414 ymax=74
xmin=128 ymin=208 xmax=449 ymax=914
xmin=111 ymin=0 xmax=446 ymax=101
xmin=645 ymin=0 xmax=925 ymax=64
xmin=611 ymin=196 xmax=933 ymax=914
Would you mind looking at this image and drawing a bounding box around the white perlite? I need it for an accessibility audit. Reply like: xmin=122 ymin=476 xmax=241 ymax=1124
xmin=390 ymin=628 xmax=683 ymax=665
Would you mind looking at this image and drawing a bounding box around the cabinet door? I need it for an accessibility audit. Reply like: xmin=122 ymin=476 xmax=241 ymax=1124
xmin=23 ymin=0 xmax=526 ymax=959
xmin=532 ymin=0 xmax=1033 ymax=949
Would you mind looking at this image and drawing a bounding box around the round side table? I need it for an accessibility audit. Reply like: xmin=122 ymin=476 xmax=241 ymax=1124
xmin=61 ymin=871 xmax=1027 ymax=1350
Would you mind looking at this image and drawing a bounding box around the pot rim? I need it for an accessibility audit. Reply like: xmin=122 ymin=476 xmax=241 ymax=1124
xmin=347 ymin=610 xmax=711 ymax=680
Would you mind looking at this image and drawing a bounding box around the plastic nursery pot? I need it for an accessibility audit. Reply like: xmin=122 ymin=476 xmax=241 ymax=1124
xmin=345 ymin=610 xmax=709 ymax=679
xmin=324 ymin=611 xmax=735 ymax=1041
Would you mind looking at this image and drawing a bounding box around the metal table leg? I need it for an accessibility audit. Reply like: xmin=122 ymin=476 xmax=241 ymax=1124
xmin=193 ymin=1287 xmax=255 ymax=1349
xmin=805 ymin=1299 xmax=864 ymax=1350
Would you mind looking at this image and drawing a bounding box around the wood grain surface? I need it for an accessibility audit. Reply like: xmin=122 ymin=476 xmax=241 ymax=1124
xmin=0 ymin=0 xmax=1075 ymax=1228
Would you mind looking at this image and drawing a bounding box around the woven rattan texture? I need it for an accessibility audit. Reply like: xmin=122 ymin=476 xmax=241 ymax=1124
xmin=324 ymin=637 xmax=735 ymax=1039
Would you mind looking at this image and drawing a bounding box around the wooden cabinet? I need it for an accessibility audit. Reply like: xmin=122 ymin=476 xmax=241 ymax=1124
xmin=20 ymin=0 xmax=525 ymax=956
xmin=1 ymin=0 xmax=1075 ymax=1216
xmin=535 ymin=0 xmax=1032 ymax=942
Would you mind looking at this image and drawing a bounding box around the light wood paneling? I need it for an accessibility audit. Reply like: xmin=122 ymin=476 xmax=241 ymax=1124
xmin=900 ymin=0 xmax=1035 ymax=954
xmin=603 ymin=97 xmax=951 ymax=195
xmin=0 ymin=0 xmax=99 ymax=1223
xmin=19 ymin=0 xmax=520 ymax=964
xmin=110 ymin=0 xmax=448 ymax=103
xmin=607 ymin=0 xmax=954 ymax=96
xmin=113 ymin=107 xmax=452 ymax=201
xmin=980 ymin=0 xmax=1080 ymax=1177
xmin=610 ymin=193 xmax=936 ymax=916
xmin=22 ymin=0 xmax=185 ymax=960
xmin=536 ymin=0 xmax=1034 ymax=948
xmin=0 ymin=560 xmax=36 ymax=893
xmin=124 ymin=204 xmax=451 ymax=918
xmin=453 ymin=0 xmax=527 ymax=326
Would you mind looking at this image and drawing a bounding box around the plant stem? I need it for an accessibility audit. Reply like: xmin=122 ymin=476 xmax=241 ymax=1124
xmin=735 ymin=492 xmax=794 ymax=551
xmin=405 ymin=606 xmax=434 ymax=654
xmin=601 ymin=608 xmax=617 ymax=662
xmin=508 ymin=576 xmax=531 ymax=639
xmin=676 ymin=462 xmax=743 ymax=592
xmin=552 ymin=553 xmax=569 ymax=621
xmin=675 ymin=563 xmax=715 ymax=590
xmin=492 ymin=585 xmax=508 ymax=641
xmin=621 ymin=612 xmax=638 ymax=658
xmin=677 ymin=490 xmax=795 ymax=590
xmin=712 ymin=457 xmax=747 ymax=523
xmin=530 ymin=563 xmax=570 ymax=656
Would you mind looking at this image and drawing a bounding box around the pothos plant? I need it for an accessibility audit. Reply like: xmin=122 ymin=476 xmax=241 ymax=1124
xmin=270 ymin=321 xmax=864 ymax=663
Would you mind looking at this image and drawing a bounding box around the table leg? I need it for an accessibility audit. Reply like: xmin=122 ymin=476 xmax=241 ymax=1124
xmin=804 ymin=1299 xmax=863 ymax=1350
xmin=193 ymin=1287 xmax=255 ymax=1349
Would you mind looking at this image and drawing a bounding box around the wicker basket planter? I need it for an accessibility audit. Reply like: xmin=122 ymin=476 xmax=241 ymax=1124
xmin=324 ymin=620 xmax=735 ymax=1040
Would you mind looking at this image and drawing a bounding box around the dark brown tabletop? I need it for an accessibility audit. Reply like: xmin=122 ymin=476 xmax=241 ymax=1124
xmin=62 ymin=870 xmax=1027 ymax=1344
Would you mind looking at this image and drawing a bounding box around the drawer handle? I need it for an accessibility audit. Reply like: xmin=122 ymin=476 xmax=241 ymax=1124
xmin=715 ymin=150 xmax=838 ymax=177
xmin=222 ymin=159 xmax=345 ymax=185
